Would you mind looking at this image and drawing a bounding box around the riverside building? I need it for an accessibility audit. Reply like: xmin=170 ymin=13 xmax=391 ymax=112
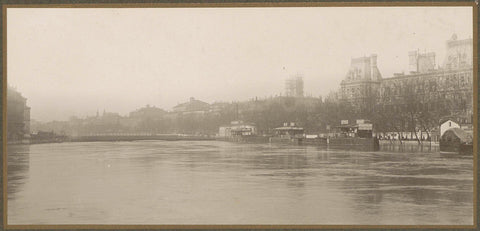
xmin=7 ymin=87 xmax=31 ymax=142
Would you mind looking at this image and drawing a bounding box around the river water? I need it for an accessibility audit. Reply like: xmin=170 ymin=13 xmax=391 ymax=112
xmin=7 ymin=141 xmax=473 ymax=225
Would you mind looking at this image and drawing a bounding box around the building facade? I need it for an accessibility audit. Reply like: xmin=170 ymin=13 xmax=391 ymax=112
xmin=340 ymin=54 xmax=382 ymax=114
xmin=7 ymin=87 xmax=31 ymax=142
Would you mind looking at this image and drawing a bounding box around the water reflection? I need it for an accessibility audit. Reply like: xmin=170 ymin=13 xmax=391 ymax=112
xmin=7 ymin=145 xmax=30 ymax=200
xmin=7 ymin=141 xmax=473 ymax=225
xmin=380 ymin=143 xmax=439 ymax=153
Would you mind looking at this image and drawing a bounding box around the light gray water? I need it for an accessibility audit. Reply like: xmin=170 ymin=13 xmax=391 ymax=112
xmin=7 ymin=141 xmax=473 ymax=225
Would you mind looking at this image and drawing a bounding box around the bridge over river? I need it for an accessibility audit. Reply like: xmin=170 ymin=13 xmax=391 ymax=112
xmin=69 ymin=133 xmax=215 ymax=142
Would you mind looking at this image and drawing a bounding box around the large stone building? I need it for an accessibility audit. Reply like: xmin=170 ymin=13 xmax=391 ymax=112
xmin=340 ymin=34 xmax=473 ymax=123
xmin=7 ymin=87 xmax=31 ymax=142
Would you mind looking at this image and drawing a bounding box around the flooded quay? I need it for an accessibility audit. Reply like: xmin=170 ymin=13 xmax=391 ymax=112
xmin=7 ymin=140 xmax=473 ymax=225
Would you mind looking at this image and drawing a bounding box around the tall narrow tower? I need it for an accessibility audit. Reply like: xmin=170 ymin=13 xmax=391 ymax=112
xmin=285 ymin=74 xmax=304 ymax=97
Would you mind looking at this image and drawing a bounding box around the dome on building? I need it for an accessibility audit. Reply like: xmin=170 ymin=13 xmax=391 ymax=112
xmin=451 ymin=33 xmax=457 ymax=40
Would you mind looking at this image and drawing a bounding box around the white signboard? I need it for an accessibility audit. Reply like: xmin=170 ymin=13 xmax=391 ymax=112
xmin=341 ymin=120 xmax=348 ymax=125
xmin=358 ymin=123 xmax=373 ymax=130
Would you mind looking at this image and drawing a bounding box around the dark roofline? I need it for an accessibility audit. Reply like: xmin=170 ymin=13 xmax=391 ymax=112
xmin=382 ymin=66 xmax=472 ymax=81
xmin=443 ymin=127 xmax=473 ymax=143
xmin=174 ymin=99 xmax=209 ymax=108
xmin=274 ymin=127 xmax=304 ymax=131
xmin=439 ymin=115 xmax=471 ymax=125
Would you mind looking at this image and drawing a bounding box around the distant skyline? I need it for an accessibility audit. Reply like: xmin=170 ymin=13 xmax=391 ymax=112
xmin=7 ymin=7 xmax=473 ymax=122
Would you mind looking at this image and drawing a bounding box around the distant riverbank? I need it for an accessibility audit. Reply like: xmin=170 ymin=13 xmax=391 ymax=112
xmin=8 ymin=134 xmax=215 ymax=144
xmin=11 ymin=136 xmax=441 ymax=146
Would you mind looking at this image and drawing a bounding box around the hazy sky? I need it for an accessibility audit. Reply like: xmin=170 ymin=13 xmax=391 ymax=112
xmin=7 ymin=7 xmax=472 ymax=122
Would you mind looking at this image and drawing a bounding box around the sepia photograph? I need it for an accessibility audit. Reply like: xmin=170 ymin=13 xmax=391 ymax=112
xmin=3 ymin=3 xmax=476 ymax=228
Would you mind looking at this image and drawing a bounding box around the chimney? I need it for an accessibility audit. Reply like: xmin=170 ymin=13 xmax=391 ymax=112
xmin=409 ymin=50 xmax=418 ymax=73
xmin=370 ymin=54 xmax=377 ymax=67
xmin=370 ymin=54 xmax=377 ymax=80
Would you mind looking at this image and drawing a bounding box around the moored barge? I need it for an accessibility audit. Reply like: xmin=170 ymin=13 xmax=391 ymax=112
xmin=304 ymin=120 xmax=379 ymax=151
xmin=217 ymin=121 xmax=270 ymax=143
xmin=269 ymin=123 xmax=304 ymax=144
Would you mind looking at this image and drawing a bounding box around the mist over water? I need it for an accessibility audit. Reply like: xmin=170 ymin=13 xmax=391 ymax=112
xmin=7 ymin=141 xmax=473 ymax=225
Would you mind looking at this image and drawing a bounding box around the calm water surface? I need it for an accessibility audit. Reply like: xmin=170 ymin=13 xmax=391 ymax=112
xmin=7 ymin=141 xmax=473 ymax=225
